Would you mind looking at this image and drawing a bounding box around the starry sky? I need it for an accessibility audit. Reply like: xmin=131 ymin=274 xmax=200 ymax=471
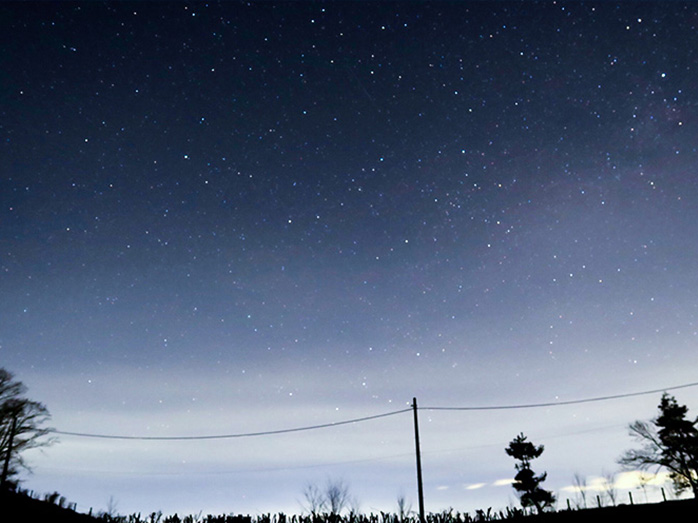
xmin=2 ymin=0 xmax=698 ymax=517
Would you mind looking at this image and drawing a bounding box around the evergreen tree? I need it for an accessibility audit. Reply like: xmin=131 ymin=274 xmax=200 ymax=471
xmin=619 ymin=393 xmax=698 ymax=497
xmin=505 ymin=433 xmax=555 ymax=513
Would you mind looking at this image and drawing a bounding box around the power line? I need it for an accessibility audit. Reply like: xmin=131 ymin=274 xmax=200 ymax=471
xmin=38 ymin=449 xmax=420 ymax=478
xmin=50 ymin=380 xmax=698 ymax=441
xmin=420 ymin=381 xmax=698 ymax=411
xmin=40 ymin=423 xmax=625 ymax=477
xmin=51 ymin=407 xmax=412 ymax=441
xmin=40 ymin=421 xmax=631 ymax=480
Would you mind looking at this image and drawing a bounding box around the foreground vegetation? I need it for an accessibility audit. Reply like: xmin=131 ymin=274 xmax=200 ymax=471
xmin=2 ymin=487 xmax=696 ymax=523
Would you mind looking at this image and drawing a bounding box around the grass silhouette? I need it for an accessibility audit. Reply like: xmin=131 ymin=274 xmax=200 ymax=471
xmin=2 ymin=487 xmax=697 ymax=523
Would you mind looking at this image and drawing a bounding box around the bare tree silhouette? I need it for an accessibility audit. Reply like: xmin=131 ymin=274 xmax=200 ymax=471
xmin=0 ymin=368 xmax=53 ymax=488
xmin=301 ymin=479 xmax=354 ymax=516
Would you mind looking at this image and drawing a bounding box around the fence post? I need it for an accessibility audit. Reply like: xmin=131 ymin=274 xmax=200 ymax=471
xmin=628 ymin=491 xmax=633 ymax=505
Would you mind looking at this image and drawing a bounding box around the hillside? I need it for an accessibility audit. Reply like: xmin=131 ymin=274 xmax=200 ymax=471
xmin=1 ymin=489 xmax=99 ymax=523
xmin=1 ymin=489 xmax=695 ymax=523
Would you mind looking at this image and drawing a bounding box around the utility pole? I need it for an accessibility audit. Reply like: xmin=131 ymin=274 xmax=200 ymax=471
xmin=412 ymin=397 xmax=425 ymax=523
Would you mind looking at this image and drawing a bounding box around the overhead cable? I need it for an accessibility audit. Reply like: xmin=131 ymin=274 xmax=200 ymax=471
xmin=51 ymin=407 xmax=412 ymax=441
xmin=421 ymin=380 xmax=698 ymax=411
xmin=51 ymin=380 xmax=698 ymax=441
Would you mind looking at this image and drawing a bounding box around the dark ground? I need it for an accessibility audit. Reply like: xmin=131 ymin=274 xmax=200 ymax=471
xmin=1 ymin=489 xmax=99 ymax=523
xmin=1 ymin=489 xmax=695 ymax=523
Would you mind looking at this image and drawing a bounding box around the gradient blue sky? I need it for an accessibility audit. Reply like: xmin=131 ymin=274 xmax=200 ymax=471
xmin=2 ymin=1 xmax=698 ymax=517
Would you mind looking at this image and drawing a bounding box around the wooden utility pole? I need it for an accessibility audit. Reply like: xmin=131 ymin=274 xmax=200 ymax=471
xmin=412 ymin=397 xmax=425 ymax=523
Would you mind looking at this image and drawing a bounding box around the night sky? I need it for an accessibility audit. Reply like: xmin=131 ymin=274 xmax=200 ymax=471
xmin=2 ymin=0 xmax=698 ymax=517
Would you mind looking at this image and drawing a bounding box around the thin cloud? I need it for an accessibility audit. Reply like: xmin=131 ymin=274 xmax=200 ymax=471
xmin=560 ymin=470 xmax=671 ymax=493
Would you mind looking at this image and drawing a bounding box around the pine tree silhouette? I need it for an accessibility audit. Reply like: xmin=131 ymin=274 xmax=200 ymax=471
xmin=505 ymin=433 xmax=555 ymax=513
